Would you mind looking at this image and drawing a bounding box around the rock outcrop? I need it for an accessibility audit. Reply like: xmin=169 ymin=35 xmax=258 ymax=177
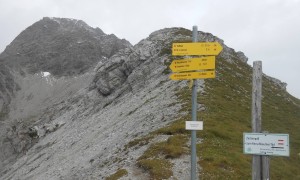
xmin=265 ymin=75 xmax=287 ymax=90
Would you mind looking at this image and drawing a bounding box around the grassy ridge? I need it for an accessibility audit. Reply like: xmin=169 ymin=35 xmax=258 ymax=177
xmin=198 ymin=57 xmax=300 ymax=179
xmin=126 ymin=55 xmax=300 ymax=179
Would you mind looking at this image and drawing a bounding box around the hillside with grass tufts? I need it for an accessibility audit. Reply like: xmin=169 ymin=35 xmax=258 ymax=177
xmin=0 ymin=18 xmax=299 ymax=179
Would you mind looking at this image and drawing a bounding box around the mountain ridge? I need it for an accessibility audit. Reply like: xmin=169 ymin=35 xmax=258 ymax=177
xmin=0 ymin=17 xmax=299 ymax=179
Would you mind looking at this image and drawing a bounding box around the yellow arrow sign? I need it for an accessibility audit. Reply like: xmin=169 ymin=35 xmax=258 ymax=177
xmin=170 ymin=70 xmax=215 ymax=80
xmin=170 ymin=56 xmax=215 ymax=72
xmin=172 ymin=42 xmax=223 ymax=56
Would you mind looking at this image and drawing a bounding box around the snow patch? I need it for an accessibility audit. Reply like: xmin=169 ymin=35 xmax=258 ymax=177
xmin=42 ymin=72 xmax=50 ymax=77
xmin=41 ymin=72 xmax=54 ymax=86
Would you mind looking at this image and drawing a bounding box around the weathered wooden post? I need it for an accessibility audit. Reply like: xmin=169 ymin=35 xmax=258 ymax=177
xmin=252 ymin=61 xmax=262 ymax=180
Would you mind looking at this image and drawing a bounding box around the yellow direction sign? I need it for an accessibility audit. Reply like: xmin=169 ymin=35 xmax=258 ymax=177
xmin=170 ymin=56 xmax=215 ymax=72
xmin=170 ymin=70 xmax=215 ymax=80
xmin=172 ymin=42 xmax=223 ymax=56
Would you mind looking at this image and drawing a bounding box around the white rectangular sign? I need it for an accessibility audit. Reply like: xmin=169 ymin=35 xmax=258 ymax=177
xmin=186 ymin=121 xmax=203 ymax=130
xmin=243 ymin=133 xmax=289 ymax=156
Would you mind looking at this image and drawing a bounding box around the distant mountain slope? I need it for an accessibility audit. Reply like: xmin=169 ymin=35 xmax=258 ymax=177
xmin=0 ymin=16 xmax=131 ymax=123
xmin=0 ymin=17 xmax=131 ymax=77
xmin=0 ymin=17 xmax=131 ymax=174
xmin=0 ymin=18 xmax=299 ymax=180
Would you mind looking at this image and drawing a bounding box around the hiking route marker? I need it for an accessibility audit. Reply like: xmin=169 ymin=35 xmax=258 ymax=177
xmin=170 ymin=70 xmax=215 ymax=80
xmin=169 ymin=56 xmax=215 ymax=73
xmin=243 ymin=133 xmax=289 ymax=157
xmin=172 ymin=42 xmax=223 ymax=56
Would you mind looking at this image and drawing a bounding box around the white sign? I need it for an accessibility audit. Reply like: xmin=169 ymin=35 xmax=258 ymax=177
xmin=186 ymin=121 xmax=203 ymax=130
xmin=243 ymin=133 xmax=289 ymax=156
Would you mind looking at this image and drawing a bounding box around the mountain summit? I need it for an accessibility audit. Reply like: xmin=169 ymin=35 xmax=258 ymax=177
xmin=0 ymin=17 xmax=131 ymax=77
xmin=0 ymin=18 xmax=299 ymax=179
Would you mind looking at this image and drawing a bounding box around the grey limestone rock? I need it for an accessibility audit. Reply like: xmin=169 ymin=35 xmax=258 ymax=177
xmin=236 ymin=51 xmax=248 ymax=63
xmin=265 ymin=75 xmax=287 ymax=90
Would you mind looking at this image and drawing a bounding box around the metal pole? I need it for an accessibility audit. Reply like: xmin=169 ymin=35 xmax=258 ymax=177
xmin=252 ymin=61 xmax=262 ymax=180
xmin=191 ymin=25 xmax=198 ymax=180
xmin=262 ymin=155 xmax=270 ymax=180
xmin=262 ymin=131 xmax=270 ymax=180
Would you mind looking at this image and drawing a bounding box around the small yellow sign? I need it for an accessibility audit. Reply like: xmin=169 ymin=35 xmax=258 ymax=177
xmin=172 ymin=42 xmax=223 ymax=56
xmin=170 ymin=70 xmax=215 ymax=80
xmin=170 ymin=56 xmax=215 ymax=72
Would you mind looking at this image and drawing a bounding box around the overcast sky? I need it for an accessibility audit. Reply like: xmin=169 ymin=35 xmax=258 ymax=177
xmin=0 ymin=0 xmax=299 ymax=98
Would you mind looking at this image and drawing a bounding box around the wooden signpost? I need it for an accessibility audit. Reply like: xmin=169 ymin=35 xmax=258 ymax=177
xmin=245 ymin=61 xmax=290 ymax=180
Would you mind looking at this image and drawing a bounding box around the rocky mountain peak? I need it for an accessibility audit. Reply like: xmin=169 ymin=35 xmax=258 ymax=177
xmin=0 ymin=17 xmax=131 ymax=77
xmin=44 ymin=17 xmax=103 ymax=34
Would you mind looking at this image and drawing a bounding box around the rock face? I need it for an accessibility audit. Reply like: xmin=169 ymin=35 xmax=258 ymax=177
xmin=0 ymin=64 xmax=19 ymax=120
xmin=0 ymin=18 xmax=292 ymax=179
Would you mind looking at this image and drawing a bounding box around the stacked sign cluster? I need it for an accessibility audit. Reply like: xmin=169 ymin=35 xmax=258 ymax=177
xmin=170 ymin=42 xmax=223 ymax=80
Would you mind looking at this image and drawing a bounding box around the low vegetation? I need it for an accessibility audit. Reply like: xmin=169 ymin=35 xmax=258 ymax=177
xmin=135 ymin=134 xmax=189 ymax=179
xmin=137 ymin=135 xmax=188 ymax=160
xmin=137 ymin=159 xmax=172 ymax=179
xmin=106 ymin=169 xmax=128 ymax=180
xmin=197 ymin=57 xmax=300 ymax=179
xmin=124 ymin=135 xmax=154 ymax=151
